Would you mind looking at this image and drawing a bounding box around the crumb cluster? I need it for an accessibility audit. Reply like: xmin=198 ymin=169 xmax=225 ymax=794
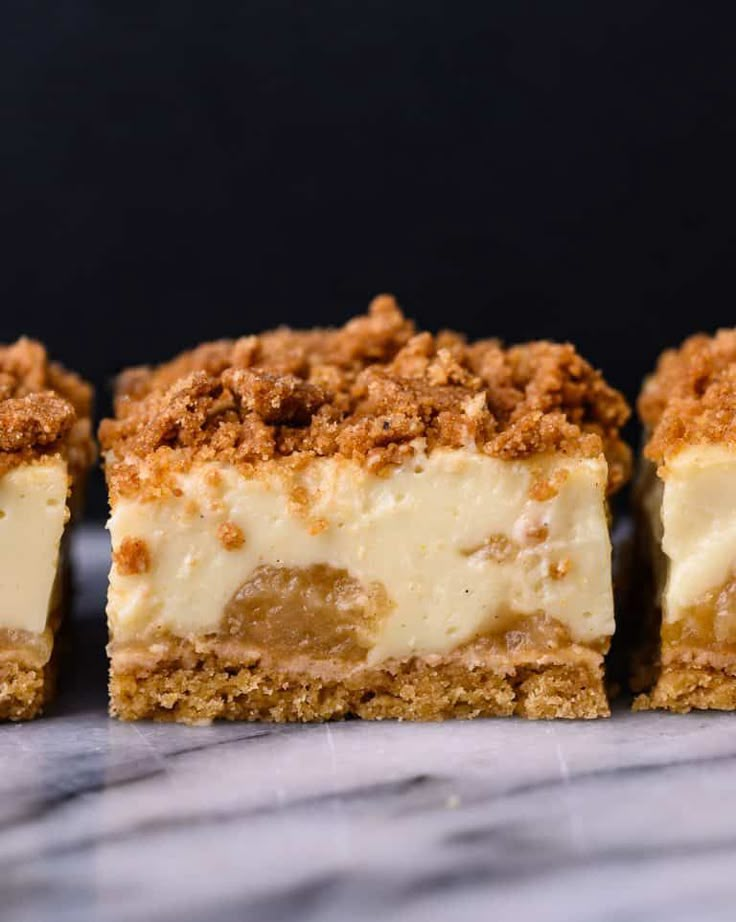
xmin=113 ymin=537 xmax=151 ymax=576
xmin=101 ymin=296 xmax=630 ymax=495
xmin=0 ymin=338 xmax=95 ymax=481
xmin=217 ymin=521 xmax=245 ymax=551
xmin=640 ymin=329 xmax=736 ymax=463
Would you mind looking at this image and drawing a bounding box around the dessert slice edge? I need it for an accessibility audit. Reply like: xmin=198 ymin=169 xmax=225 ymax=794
xmin=0 ymin=338 xmax=94 ymax=720
xmin=634 ymin=329 xmax=736 ymax=712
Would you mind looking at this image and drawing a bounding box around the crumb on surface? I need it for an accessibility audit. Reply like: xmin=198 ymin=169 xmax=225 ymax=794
xmin=217 ymin=520 xmax=245 ymax=550
xmin=113 ymin=537 xmax=151 ymax=576
xmin=640 ymin=328 xmax=736 ymax=463
xmin=0 ymin=337 xmax=94 ymax=481
xmin=101 ymin=296 xmax=631 ymax=497
xmin=529 ymin=467 xmax=570 ymax=502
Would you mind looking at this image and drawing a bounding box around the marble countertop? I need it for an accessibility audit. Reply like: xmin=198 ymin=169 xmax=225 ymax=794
xmin=2 ymin=529 xmax=736 ymax=922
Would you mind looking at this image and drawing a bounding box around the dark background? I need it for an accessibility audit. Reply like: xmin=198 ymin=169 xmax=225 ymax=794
xmin=1 ymin=2 xmax=735 ymax=515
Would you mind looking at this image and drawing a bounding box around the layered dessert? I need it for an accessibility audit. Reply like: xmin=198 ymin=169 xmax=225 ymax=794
xmin=635 ymin=330 xmax=736 ymax=711
xmin=101 ymin=296 xmax=631 ymax=722
xmin=0 ymin=338 xmax=94 ymax=719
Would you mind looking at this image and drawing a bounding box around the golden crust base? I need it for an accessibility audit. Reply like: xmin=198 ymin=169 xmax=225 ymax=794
xmin=109 ymin=645 xmax=608 ymax=723
xmin=634 ymin=663 xmax=736 ymax=713
xmin=0 ymin=657 xmax=56 ymax=721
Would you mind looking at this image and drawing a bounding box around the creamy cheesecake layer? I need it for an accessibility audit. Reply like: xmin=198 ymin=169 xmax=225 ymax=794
xmin=0 ymin=458 xmax=69 ymax=634
xmin=108 ymin=447 xmax=614 ymax=659
xmin=638 ymin=457 xmax=666 ymax=602
xmin=656 ymin=445 xmax=736 ymax=623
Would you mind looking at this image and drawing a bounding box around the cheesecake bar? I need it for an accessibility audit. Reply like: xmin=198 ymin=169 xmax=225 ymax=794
xmin=0 ymin=338 xmax=93 ymax=719
xmin=635 ymin=330 xmax=736 ymax=711
xmin=101 ymin=296 xmax=631 ymax=722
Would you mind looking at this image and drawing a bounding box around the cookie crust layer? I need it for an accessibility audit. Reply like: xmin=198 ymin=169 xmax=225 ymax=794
xmin=110 ymin=640 xmax=608 ymax=723
xmin=0 ymin=658 xmax=56 ymax=721
xmin=634 ymin=662 xmax=736 ymax=713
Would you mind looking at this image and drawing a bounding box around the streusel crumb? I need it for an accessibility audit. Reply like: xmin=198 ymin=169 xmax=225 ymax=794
xmin=640 ymin=329 xmax=736 ymax=463
xmin=113 ymin=537 xmax=151 ymax=576
xmin=0 ymin=338 xmax=94 ymax=481
xmin=100 ymin=296 xmax=630 ymax=497
xmin=217 ymin=521 xmax=245 ymax=551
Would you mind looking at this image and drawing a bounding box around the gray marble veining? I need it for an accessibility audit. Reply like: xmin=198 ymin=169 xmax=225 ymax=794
xmin=1 ymin=528 xmax=736 ymax=922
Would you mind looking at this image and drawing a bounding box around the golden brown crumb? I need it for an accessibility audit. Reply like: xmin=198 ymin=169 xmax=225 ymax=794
xmin=0 ymin=337 xmax=95 ymax=483
xmin=100 ymin=295 xmax=631 ymax=497
xmin=217 ymin=521 xmax=245 ymax=550
xmin=548 ymin=558 xmax=572 ymax=580
xmin=641 ymin=328 xmax=736 ymax=463
xmin=529 ymin=468 xmax=570 ymax=502
xmin=114 ymin=537 xmax=151 ymax=575
xmin=0 ymin=393 xmax=75 ymax=451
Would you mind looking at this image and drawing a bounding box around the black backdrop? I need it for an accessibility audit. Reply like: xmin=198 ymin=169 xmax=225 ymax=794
xmin=1 ymin=2 xmax=735 ymax=514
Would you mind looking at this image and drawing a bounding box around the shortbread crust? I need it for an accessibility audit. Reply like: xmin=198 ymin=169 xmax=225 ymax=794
xmin=110 ymin=637 xmax=608 ymax=723
xmin=102 ymin=297 xmax=630 ymax=722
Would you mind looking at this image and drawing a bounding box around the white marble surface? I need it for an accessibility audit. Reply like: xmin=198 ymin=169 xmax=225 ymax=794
xmin=2 ymin=529 xmax=736 ymax=922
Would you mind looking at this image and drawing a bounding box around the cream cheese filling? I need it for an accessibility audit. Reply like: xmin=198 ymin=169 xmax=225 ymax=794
xmin=0 ymin=458 xmax=69 ymax=634
xmin=659 ymin=445 xmax=736 ymax=622
xmin=107 ymin=448 xmax=614 ymax=659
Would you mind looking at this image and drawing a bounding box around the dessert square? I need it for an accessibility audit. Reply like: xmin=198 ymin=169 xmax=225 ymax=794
xmin=635 ymin=330 xmax=736 ymax=711
xmin=101 ymin=296 xmax=630 ymax=722
xmin=0 ymin=339 xmax=94 ymax=720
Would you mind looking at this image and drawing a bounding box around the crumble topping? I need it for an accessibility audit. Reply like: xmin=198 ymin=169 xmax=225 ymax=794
xmin=217 ymin=521 xmax=245 ymax=551
xmin=528 ymin=467 xmax=570 ymax=502
xmin=0 ymin=393 xmax=75 ymax=452
xmin=100 ymin=295 xmax=630 ymax=496
xmin=0 ymin=337 xmax=94 ymax=480
xmin=113 ymin=537 xmax=151 ymax=576
xmin=641 ymin=329 xmax=736 ymax=464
